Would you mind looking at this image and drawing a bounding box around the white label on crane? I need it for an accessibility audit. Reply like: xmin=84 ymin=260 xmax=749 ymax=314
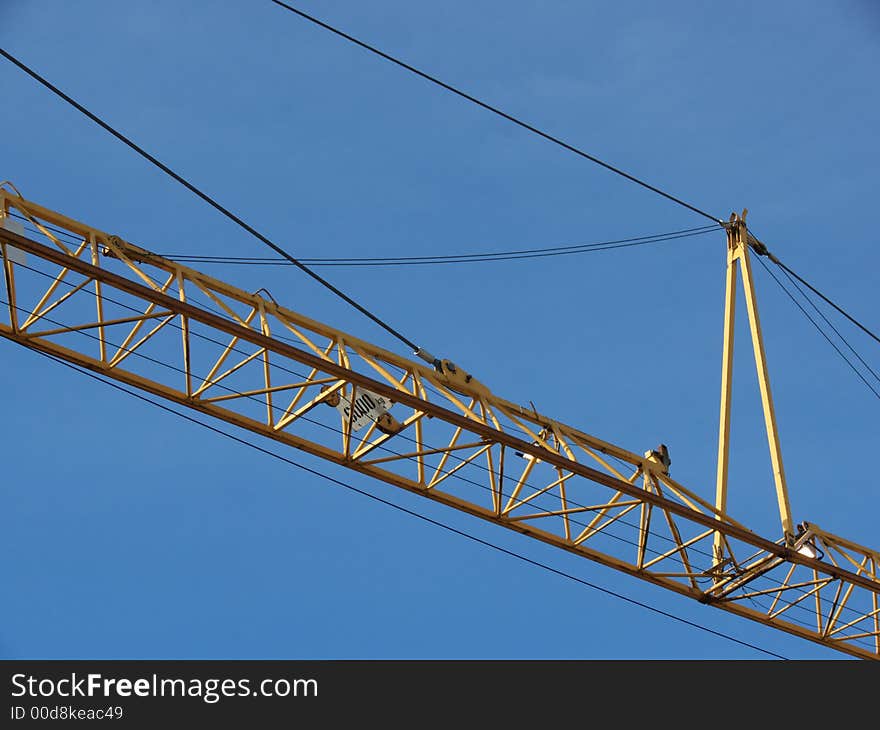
xmin=336 ymin=388 xmax=392 ymax=431
xmin=1 ymin=217 xmax=26 ymax=265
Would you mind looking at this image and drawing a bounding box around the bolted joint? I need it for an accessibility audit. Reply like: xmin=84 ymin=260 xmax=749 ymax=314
xmin=319 ymin=384 xmax=341 ymax=407
xmin=375 ymin=411 xmax=404 ymax=435
xmin=432 ymin=358 xmax=491 ymax=399
xmin=101 ymin=235 xmax=153 ymax=264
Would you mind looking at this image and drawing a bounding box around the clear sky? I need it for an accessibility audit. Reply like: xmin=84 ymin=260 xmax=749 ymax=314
xmin=1 ymin=1 xmax=878 ymax=659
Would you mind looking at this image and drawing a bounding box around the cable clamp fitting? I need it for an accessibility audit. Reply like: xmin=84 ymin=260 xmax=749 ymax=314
xmin=746 ymin=232 xmax=770 ymax=257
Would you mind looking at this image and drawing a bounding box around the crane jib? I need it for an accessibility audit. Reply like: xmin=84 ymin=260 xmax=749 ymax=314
xmin=1 ymin=193 xmax=878 ymax=661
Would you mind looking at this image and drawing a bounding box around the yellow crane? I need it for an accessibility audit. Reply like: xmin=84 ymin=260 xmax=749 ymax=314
xmin=1 ymin=187 xmax=878 ymax=659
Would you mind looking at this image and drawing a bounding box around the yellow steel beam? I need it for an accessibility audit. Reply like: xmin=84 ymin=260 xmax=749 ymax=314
xmin=714 ymin=224 xmax=738 ymax=567
xmin=736 ymin=217 xmax=794 ymax=542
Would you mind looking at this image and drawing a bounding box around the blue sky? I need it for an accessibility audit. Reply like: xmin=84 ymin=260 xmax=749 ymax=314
xmin=1 ymin=1 xmax=878 ymax=659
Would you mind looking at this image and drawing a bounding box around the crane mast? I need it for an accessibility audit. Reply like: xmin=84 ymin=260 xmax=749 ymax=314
xmin=1 ymin=188 xmax=877 ymax=659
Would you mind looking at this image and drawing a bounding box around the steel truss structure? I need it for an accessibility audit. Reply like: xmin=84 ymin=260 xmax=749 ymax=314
xmin=1 ymin=190 xmax=877 ymax=659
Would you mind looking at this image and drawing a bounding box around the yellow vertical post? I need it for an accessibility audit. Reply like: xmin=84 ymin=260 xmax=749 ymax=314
xmin=0 ymin=197 xmax=19 ymax=333
xmin=737 ymin=216 xmax=794 ymax=543
xmin=90 ymin=233 xmax=107 ymax=365
xmin=177 ymin=270 xmax=192 ymax=397
xmin=714 ymin=218 xmax=739 ymax=567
